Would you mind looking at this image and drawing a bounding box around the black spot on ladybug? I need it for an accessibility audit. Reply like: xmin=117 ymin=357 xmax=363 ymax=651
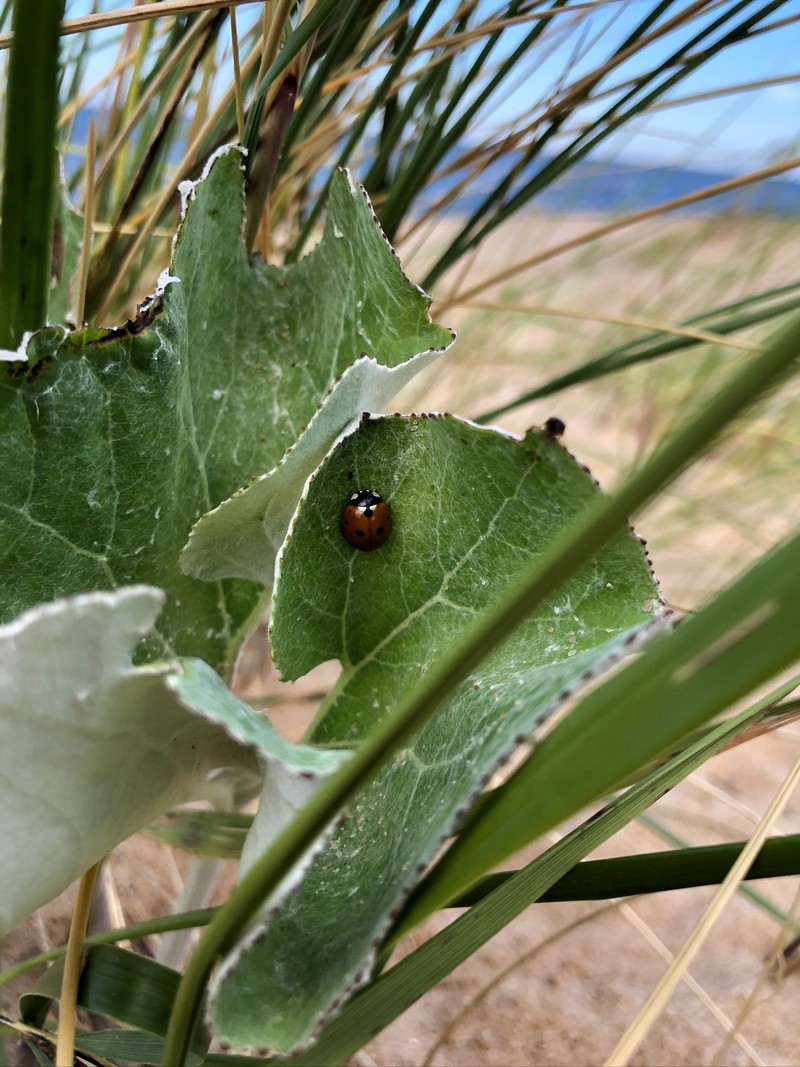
xmin=341 ymin=489 xmax=392 ymax=551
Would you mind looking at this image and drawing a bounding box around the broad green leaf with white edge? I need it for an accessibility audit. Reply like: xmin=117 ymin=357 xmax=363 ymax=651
xmin=208 ymin=413 xmax=667 ymax=1054
xmin=0 ymin=587 xmax=350 ymax=936
xmin=0 ymin=145 xmax=451 ymax=669
xmin=179 ymin=192 xmax=454 ymax=587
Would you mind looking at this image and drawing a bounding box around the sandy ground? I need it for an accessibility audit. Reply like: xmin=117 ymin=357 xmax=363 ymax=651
xmin=2 ymin=207 xmax=800 ymax=1065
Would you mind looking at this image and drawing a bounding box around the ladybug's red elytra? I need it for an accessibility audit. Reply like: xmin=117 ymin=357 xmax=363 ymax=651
xmin=341 ymin=489 xmax=392 ymax=551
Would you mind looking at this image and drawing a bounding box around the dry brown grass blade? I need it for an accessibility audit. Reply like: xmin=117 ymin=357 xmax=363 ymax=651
xmin=605 ymin=755 xmax=800 ymax=1066
xmin=87 ymin=10 xmax=223 ymax=315
xmin=538 ymin=0 xmax=718 ymax=127
xmin=59 ymin=27 xmax=164 ymax=128
xmin=709 ymin=881 xmax=800 ymax=1065
xmin=436 ymin=156 xmax=800 ymax=315
xmin=93 ymin=22 xmax=266 ymax=321
xmin=749 ymin=9 xmax=800 ymax=33
xmin=319 ymin=0 xmax=619 ymax=93
xmin=619 ymin=901 xmax=765 ymax=1066
xmin=0 ymin=0 xmax=260 ymax=50
xmin=422 ymin=0 xmax=629 ymax=53
xmin=74 ymin=118 xmax=95 ymax=327
xmin=647 ymin=72 xmax=800 ymax=112
xmin=55 ymin=861 xmax=101 ymax=1067
xmin=92 ymin=13 xmax=214 ymax=193
xmin=255 ymin=0 xmax=294 ymax=89
xmin=717 ymin=706 xmax=800 ymax=752
xmin=461 ymin=299 xmax=761 ymax=351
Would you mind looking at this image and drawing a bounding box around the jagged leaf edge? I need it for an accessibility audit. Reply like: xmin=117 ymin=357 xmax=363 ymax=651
xmin=206 ymin=413 xmax=672 ymax=1053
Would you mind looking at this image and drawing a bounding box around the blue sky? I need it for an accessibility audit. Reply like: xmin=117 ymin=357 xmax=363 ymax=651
xmin=468 ymin=0 xmax=800 ymax=174
xmin=64 ymin=0 xmax=800 ymax=175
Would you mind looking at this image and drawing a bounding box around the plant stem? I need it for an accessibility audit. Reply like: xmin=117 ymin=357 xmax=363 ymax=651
xmin=55 ymin=861 xmax=101 ymax=1067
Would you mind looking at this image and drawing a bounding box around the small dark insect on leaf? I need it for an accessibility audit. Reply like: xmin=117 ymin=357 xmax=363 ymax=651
xmin=543 ymin=416 xmax=566 ymax=439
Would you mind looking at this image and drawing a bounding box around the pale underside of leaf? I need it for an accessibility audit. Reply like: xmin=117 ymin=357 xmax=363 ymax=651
xmin=0 ymin=587 xmax=241 ymax=935
xmin=0 ymin=589 xmax=352 ymax=936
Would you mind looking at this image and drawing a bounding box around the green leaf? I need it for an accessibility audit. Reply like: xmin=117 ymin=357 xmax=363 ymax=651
xmin=209 ymin=413 xmax=665 ymax=1054
xmin=0 ymin=587 xmax=243 ymax=935
xmin=21 ymin=945 xmax=208 ymax=1065
xmin=180 ymin=180 xmax=453 ymax=590
xmin=407 ymin=524 xmax=800 ymax=924
xmin=0 ymin=588 xmax=348 ymax=936
xmin=168 ymin=657 xmax=349 ymax=779
xmin=0 ymin=148 xmax=450 ymax=669
xmin=288 ymin=685 xmax=786 ymax=1067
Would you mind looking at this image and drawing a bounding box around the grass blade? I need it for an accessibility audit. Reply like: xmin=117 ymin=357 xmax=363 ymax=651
xmin=452 ymin=831 xmax=800 ymax=906
xmin=476 ymin=280 xmax=800 ymax=420
xmin=0 ymin=0 xmax=64 ymax=347
xmin=404 ymin=524 xmax=800 ymax=925
xmin=286 ymin=682 xmax=792 ymax=1067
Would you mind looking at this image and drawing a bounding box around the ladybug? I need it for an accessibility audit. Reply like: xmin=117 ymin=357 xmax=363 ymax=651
xmin=341 ymin=489 xmax=392 ymax=551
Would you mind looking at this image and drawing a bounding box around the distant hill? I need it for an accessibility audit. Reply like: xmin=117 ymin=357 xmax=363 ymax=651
xmin=422 ymin=154 xmax=800 ymax=215
xmin=64 ymin=106 xmax=800 ymax=215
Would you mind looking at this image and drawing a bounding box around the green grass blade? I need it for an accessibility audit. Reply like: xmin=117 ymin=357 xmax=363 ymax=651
xmin=451 ymin=832 xmax=800 ymax=906
xmin=0 ymin=910 xmax=217 ymax=989
xmin=376 ymin=0 xmax=569 ymax=239
xmin=637 ymin=810 xmax=800 ymax=926
xmin=282 ymin=0 xmax=368 ymax=155
xmin=286 ymin=686 xmax=789 ymax=1067
xmin=476 ymin=280 xmax=800 ymax=421
xmin=287 ymin=0 xmax=442 ymax=261
xmin=0 ymin=0 xmax=64 ymax=347
xmin=20 ymin=945 xmax=210 ymax=1062
xmin=242 ymin=0 xmax=343 ymax=165
xmin=405 ymin=526 xmax=800 ymax=924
